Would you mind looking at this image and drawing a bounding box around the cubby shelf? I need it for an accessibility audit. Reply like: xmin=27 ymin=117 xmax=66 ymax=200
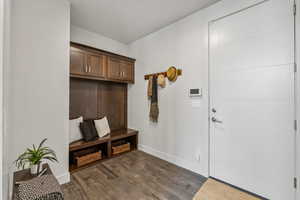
xmin=69 ymin=128 xmax=138 ymax=172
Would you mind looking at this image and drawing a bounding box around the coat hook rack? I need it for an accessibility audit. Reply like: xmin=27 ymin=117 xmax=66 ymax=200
xmin=144 ymin=67 xmax=182 ymax=81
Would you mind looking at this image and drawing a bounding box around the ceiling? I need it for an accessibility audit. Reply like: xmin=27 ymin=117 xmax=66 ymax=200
xmin=69 ymin=0 xmax=220 ymax=44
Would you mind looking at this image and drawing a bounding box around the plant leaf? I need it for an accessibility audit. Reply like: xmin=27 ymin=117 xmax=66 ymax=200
xmin=14 ymin=138 xmax=58 ymax=169
xmin=37 ymin=138 xmax=47 ymax=151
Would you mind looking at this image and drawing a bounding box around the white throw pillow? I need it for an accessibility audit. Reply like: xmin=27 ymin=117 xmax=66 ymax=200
xmin=69 ymin=116 xmax=83 ymax=143
xmin=94 ymin=117 xmax=111 ymax=138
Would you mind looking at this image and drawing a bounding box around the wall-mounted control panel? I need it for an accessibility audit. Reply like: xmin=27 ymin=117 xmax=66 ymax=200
xmin=189 ymin=88 xmax=202 ymax=97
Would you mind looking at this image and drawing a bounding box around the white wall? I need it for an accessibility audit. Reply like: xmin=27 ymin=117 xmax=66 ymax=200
xmin=127 ymin=0 xmax=270 ymax=177
xmin=1 ymin=0 xmax=10 ymax=198
xmin=8 ymin=0 xmax=70 ymax=190
xmin=0 ymin=0 xmax=4 ymax=198
xmin=71 ymin=25 xmax=129 ymax=56
xmin=296 ymin=0 xmax=300 ymax=199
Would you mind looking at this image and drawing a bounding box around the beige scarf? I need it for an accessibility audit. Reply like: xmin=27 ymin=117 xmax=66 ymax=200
xmin=147 ymin=76 xmax=153 ymax=98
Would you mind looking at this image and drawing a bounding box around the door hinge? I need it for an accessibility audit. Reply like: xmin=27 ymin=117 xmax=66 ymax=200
xmin=294 ymin=177 xmax=297 ymax=189
xmin=294 ymin=3 xmax=297 ymax=16
xmin=294 ymin=120 xmax=297 ymax=131
xmin=294 ymin=63 xmax=297 ymax=73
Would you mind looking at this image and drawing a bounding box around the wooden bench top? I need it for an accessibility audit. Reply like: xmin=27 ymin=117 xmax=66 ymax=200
xmin=69 ymin=128 xmax=138 ymax=152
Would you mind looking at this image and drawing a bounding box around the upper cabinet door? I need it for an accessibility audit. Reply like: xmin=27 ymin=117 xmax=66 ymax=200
xmin=70 ymin=43 xmax=135 ymax=83
xmin=107 ymin=57 xmax=121 ymax=80
xmin=120 ymin=60 xmax=134 ymax=83
xmin=70 ymin=47 xmax=86 ymax=75
xmin=86 ymin=53 xmax=106 ymax=78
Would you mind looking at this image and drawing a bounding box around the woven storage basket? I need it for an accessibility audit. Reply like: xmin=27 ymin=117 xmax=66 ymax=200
xmin=76 ymin=151 xmax=102 ymax=167
xmin=112 ymin=143 xmax=130 ymax=155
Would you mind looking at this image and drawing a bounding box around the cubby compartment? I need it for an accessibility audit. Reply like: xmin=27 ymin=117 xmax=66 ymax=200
xmin=111 ymin=134 xmax=137 ymax=157
xmin=76 ymin=151 xmax=102 ymax=167
xmin=69 ymin=129 xmax=138 ymax=172
xmin=112 ymin=141 xmax=130 ymax=155
xmin=69 ymin=142 xmax=108 ymax=171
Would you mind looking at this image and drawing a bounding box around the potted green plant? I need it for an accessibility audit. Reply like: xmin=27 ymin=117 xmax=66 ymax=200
xmin=15 ymin=138 xmax=58 ymax=175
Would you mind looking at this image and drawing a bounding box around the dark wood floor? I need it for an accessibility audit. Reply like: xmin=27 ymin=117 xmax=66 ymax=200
xmin=62 ymin=150 xmax=207 ymax=200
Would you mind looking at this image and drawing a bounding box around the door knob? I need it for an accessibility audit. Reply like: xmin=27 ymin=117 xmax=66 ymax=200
xmin=212 ymin=117 xmax=222 ymax=123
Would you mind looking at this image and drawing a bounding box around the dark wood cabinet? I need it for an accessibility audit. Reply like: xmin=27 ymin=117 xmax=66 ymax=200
xmin=70 ymin=43 xmax=135 ymax=84
xmin=86 ymin=52 xmax=106 ymax=78
xmin=70 ymin=48 xmax=107 ymax=78
xmin=107 ymin=57 xmax=134 ymax=83
xmin=120 ymin=60 xmax=134 ymax=82
xmin=70 ymin=47 xmax=86 ymax=75
xmin=107 ymin=57 xmax=121 ymax=80
xmin=69 ymin=43 xmax=137 ymax=173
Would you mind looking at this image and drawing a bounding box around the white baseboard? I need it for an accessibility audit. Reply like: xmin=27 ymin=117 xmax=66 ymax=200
xmin=56 ymin=172 xmax=70 ymax=185
xmin=138 ymin=144 xmax=207 ymax=177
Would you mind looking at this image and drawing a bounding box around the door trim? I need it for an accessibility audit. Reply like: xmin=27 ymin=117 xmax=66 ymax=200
xmin=207 ymin=1 xmax=297 ymax=199
xmin=210 ymin=0 xmax=269 ymax=23
xmin=293 ymin=0 xmax=298 ymax=197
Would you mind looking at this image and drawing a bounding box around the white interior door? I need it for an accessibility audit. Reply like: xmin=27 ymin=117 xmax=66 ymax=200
xmin=209 ymin=0 xmax=295 ymax=199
